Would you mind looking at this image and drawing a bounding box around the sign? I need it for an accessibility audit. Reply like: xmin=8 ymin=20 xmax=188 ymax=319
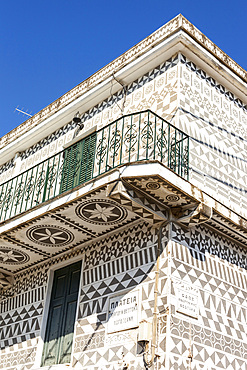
xmin=175 ymin=282 xmax=199 ymax=318
xmin=108 ymin=291 xmax=139 ymax=333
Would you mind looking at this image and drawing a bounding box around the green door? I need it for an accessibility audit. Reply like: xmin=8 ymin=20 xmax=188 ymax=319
xmin=41 ymin=261 xmax=82 ymax=366
xmin=60 ymin=132 xmax=97 ymax=194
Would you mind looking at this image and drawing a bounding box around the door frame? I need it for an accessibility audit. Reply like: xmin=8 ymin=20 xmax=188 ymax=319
xmin=34 ymin=255 xmax=84 ymax=368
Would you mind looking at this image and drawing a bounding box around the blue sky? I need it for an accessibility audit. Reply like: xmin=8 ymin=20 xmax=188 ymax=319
xmin=0 ymin=0 xmax=246 ymax=138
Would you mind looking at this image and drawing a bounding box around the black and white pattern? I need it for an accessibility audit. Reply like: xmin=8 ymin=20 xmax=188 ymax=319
xmin=0 ymin=159 xmax=14 ymax=176
xmin=1 ymin=218 xmax=247 ymax=369
xmin=76 ymin=199 xmax=127 ymax=225
xmin=181 ymin=54 xmax=247 ymax=112
xmin=0 ymin=270 xmax=13 ymax=289
xmin=26 ymin=225 xmax=74 ymax=246
xmin=0 ymin=247 xmax=30 ymax=265
xmin=3 ymin=52 xmax=244 ymax=173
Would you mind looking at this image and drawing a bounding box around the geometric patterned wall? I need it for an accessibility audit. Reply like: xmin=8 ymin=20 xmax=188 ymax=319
xmin=1 ymin=45 xmax=247 ymax=370
xmin=0 ymin=222 xmax=168 ymax=369
xmin=73 ymin=222 xmax=168 ymax=369
xmin=1 ymin=219 xmax=247 ymax=369
xmin=167 ymin=222 xmax=247 ymax=370
xmin=177 ymin=54 xmax=247 ymax=218
xmin=0 ymin=265 xmax=47 ymax=369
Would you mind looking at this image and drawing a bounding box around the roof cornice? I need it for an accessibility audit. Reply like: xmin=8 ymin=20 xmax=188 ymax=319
xmin=0 ymin=14 xmax=246 ymax=150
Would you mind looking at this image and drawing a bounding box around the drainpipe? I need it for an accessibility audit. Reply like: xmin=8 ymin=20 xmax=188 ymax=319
xmin=144 ymin=220 xmax=169 ymax=368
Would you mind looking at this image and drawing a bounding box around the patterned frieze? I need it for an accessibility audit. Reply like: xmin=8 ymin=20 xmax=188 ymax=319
xmin=0 ymin=301 xmax=43 ymax=349
xmin=73 ymin=329 xmax=105 ymax=353
xmin=180 ymin=54 xmax=247 ymax=111
xmin=0 ymin=265 xmax=49 ymax=302
xmin=0 ymin=268 xmax=46 ymax=352
xmin=0 ymin=159 xmax=14 ymax=175
xmin=171 ymin=223 xmax=247 ymax=283
xmin=0 ymin=159 xmax=15 ymax=186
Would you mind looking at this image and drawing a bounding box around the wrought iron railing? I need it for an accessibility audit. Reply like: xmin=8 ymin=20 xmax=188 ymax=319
xmin=0 ymin=110 xmax=189 ymax=222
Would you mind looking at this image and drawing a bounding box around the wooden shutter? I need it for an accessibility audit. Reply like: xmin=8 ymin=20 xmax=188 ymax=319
xmin=79 ymin=133 xmax=96 ymax=184
xmin=60 ymin=132 xmax=96 ymax=194
xmin=41 ymin=261 xmax=81 ymax=366
xmin=60 ymin=141 xmax=83 ymax=194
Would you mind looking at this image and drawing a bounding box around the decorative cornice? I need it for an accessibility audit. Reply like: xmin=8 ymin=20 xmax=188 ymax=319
xmin=179 ymin=16 xmax=247 ymax=82
xmin=0 ymin=14 xmax=246 ymax=151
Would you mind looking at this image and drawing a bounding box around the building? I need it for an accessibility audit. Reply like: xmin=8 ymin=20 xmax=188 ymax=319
xmin=0 ymin=14 xmax=247 ymax=370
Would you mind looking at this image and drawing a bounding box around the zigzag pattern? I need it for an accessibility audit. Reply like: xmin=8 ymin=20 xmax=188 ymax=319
xmin=73 ymin=342 xmax=137 ymax=368
xmin=80 ymin=263 xmax=154 ymax=318
xmin=181 ymin=54 xmax=247 ymax=111
xmin=83 ymin=224 xmax=156 ymax=271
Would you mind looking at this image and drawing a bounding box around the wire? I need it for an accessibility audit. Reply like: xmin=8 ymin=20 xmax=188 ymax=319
xmin=190 ymin=137 xmax=247 ymax=164
xmin=190 ymin=166 xmax=247 ymax=194
xmin=170 ymin=107 xmax=247 ymax=162
xmin=178 ymin=107 xmax=247 ymax=144
xmin=110 ymin=73 xmax=127 ymax=115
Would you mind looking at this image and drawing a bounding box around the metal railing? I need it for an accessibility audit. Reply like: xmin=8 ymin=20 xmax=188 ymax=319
xmin=0 ymin=110 xmax=189 ymax=222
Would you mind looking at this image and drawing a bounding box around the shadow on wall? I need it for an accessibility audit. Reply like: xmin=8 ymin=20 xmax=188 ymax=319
xmin=71 ymin=262 xmax=156 ymax=368
xmin=171 ymin=222 xmax=247 ymax=268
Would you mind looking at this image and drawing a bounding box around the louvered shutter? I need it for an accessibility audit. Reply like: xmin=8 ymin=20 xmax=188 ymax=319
xmin=79 ymin=132 xmax=97 ymax=184
xmin=60 ymin=132 xmax=96 ymax=194
xmin=41 ymin=261 xmax=81 ymax=366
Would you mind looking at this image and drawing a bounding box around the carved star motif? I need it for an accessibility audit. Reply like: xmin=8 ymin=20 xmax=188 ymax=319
xmin=0 ymin=250 xmax=19 ymax=262
xmin=33 ymin=228 xmax=67 ymax=244
xmin=86 ymin=204 xmax=118 ymax=222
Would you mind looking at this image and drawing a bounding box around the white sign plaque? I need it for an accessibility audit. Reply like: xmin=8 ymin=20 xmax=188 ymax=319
xmin=175 ymin=282 xmax=199 ymax=318
xmin=108 ymin=291 xmax=139 ymax=333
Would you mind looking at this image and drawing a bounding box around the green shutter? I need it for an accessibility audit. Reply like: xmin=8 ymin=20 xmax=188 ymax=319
xmin=60 ymin=132 xmax=96 ymax=194
xmin=79 ymin=133 xmax=97 ymax=184
xmin=41 ymin=261 xmax=81 ymax=366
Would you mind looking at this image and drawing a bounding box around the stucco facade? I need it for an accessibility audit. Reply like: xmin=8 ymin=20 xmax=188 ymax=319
xmin=0 ymin=15 xmax=247 ymax=370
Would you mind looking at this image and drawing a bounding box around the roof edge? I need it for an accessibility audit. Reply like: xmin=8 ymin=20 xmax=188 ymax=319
xmin=0 ymin=14 xmax=246 ymax=150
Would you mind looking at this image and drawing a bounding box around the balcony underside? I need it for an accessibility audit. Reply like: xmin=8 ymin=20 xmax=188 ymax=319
xmin=1 ymin=161 xmax=247 ymax=286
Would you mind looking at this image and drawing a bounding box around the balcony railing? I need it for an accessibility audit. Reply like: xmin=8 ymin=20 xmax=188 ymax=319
xmin=0 ymin=110 xmax=189 ymax=222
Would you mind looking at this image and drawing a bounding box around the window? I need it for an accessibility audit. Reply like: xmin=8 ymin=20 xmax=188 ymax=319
xmin=41 ymin=261 xmax=82 ymax=366
xmin=60 ymin=132 xmax=97 ymax=194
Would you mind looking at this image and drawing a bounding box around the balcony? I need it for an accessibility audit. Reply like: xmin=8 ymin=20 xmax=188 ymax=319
xmin=0 ymin=110 xmax=189 ymax=223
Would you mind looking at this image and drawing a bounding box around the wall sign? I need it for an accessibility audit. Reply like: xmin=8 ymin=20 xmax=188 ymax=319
xmin=108 ymin=290 xmax=139 ymax=333
xmin=174 ymin=282 xmax=199 ymax=319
